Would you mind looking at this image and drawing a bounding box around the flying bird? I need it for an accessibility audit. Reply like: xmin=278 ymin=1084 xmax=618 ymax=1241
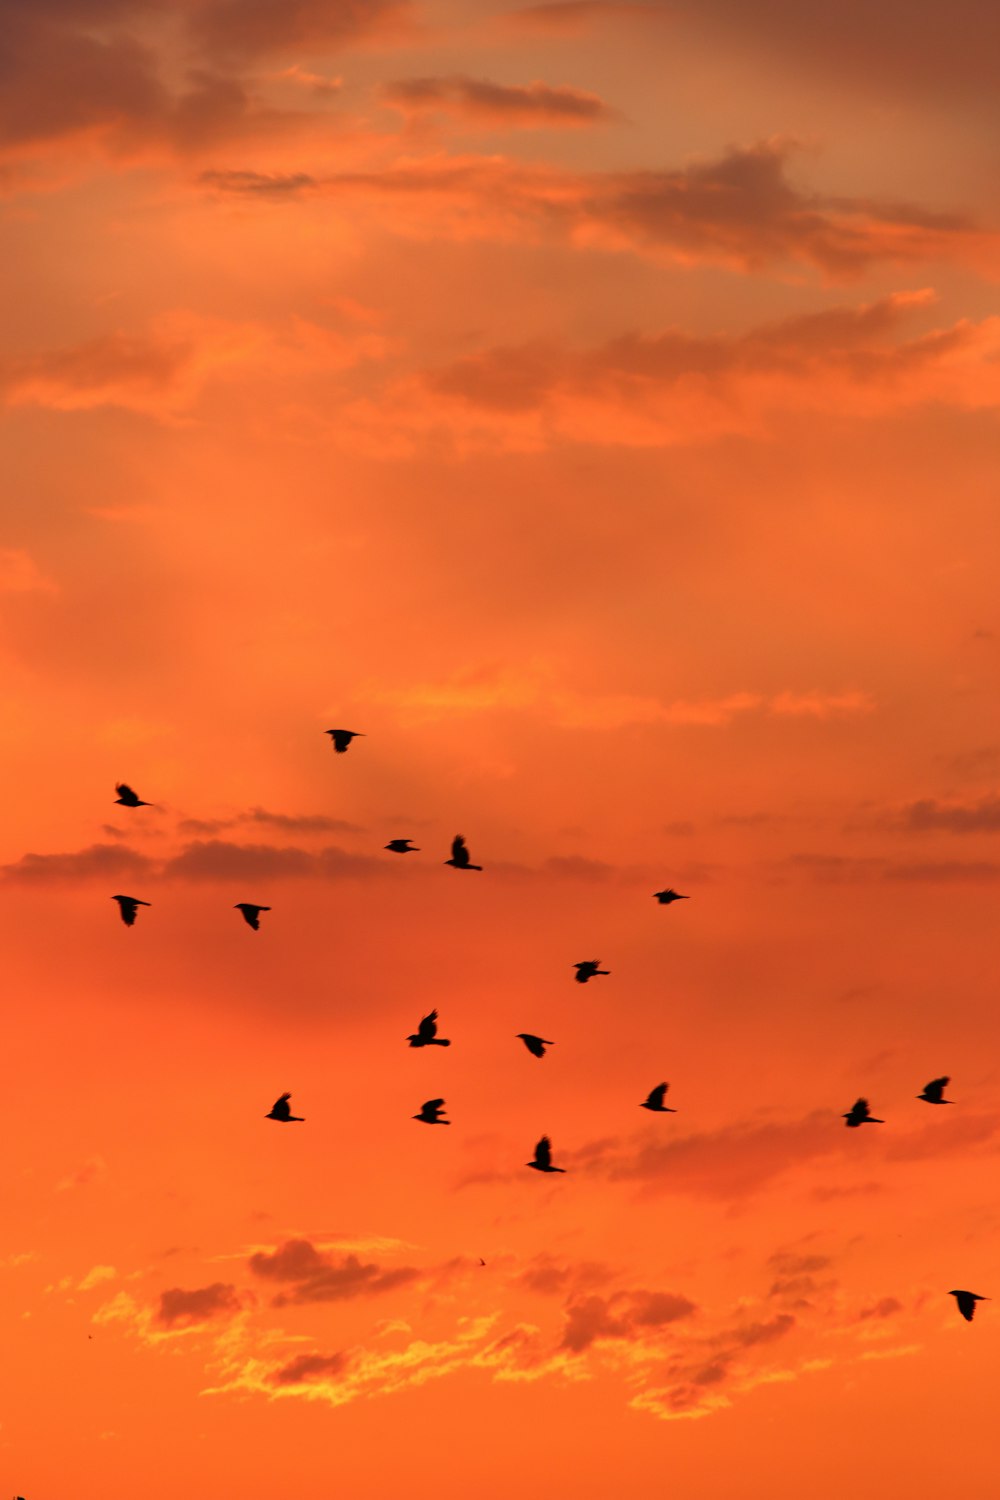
xmin=653 ymin=889 xmax=689 ymax=905
xmin=641 ymin=1082 xmax=676 ymax=1113
xmin=111 ymin=895 xmax=150 ymax=927
xmin=445 ymin=834 xmax=482 ymax=871
xmin=325 ymin=729 xmax=364 ymax=753
xmin=843 ymin=1097 xmax=884 ymax=1127
xmin=527 ymin=1135 xmax=565 ymax=1173
xmin=414 ymin=1098 xmax=450 ymax=1124
xmin=114 ymin=782 xmax=153 ymax=808
xmin=385 ymin=839 xmax=420 ymax=853
xmin=918 ymin=1076 xmax=952 ymax=1104
xmin=574 ymin=961 xmax=609 ymax=984
xmin=950 ymin=1289 xmax=989 ymax=1322
xmin=235 ymin=903 xmax=270 ymax=930
xmin=517 ymin=1033 xmax=554 ymax=1058
xmin=266 ymin=1093 xmax=303 ymax=1122
xmin=407 ymin=1010 xmax=451 ymax=1047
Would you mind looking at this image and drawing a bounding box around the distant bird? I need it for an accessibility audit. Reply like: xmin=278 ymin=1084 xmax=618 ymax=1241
xmin=653 ymin=889 xmax=689 ymax=905
xmin=843 ymin=1097 xmax=884 ymax=1127
xmin=112 ymin=894 xmax=150 ymax=927
xmin=235 ymin=903 xmax=270 ymax=930
xmin=574 ymin=961 xmax=609 ymax=984
xmin=479 ymin=1257 xmax=486 ymax=1267
xmin=385 ymin=839 xmax=420 ymax=853
xmin=266 ymin=1092 xmax=303 ymax=1122
xmin=325 ymin=729 xmax=364 ymax=754
xmin=414 ymin=1098 xmax=450 ymax=1124
xmin=445 ymin=834 xmax=482 ymax=871
xmin=114 ymin=782 xmax=153 ymax=808
xmin=950 ymin=1289 xmax=989 ymax=1322
xmin=407 ymin=1010 xmax=451 ymax=1047
xmin=641 ymin=1082 xmax=676 ymax=1113
xmin=517 ymin=1033 xmax=554 ymax=1058
xmin=918 ymin=1076 xmax=952 ymax=1104
xmin=527 ymin=1135 xmax=565 ymax=1173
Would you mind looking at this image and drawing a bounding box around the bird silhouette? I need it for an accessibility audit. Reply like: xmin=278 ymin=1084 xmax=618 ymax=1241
xmin=843 ymin=1097 xmax=884 ymax=1127
xmin=114 ymin=782 xmax=153 ymax=808
xmin=414 ymin=1098 xmax=450 ymax=1124
xmin=950 ymin=1289 xmax=989 ymax=1322
xmin=574 ymin=961 xmax=609 ymax=983
xmin=445 ymin=834 xmax=482 ymax=871
xmin=407 ymin=1010 xmax=451 ymax=1047
xmin=112 ymin=894 xmax=150 ymax=927
xmin=640 ymin=1082 xmax=676 ymax=1112
xmin=653 ymin=889 xmax=689 ymax=905
xmin=517 ymin=1033 xmax=554 ymax=1058
xmin=266 ymin=1093 xmax=303 ymax=1122
xmin=527 ymin=1135 xmax=565 ymax=1173
xmin=235 ymin=903 xmax=270 ymax=930
xmin=918 ymin=1076 xmax=952 ymax=1104
xmin=325 ymin=729 xmax=364 ymax=753
xmin=385 ymin=839 xmax=420 ymax=853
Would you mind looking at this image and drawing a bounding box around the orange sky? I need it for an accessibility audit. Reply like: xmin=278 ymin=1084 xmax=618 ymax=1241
xmin=3 ymin=2 xmax=1000 ymax=1496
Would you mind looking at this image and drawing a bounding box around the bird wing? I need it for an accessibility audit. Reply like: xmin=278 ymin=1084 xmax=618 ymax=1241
xmin=535 ymin=1136 xmax=552 ymax=1166
xmin=925 ymin=1075 xmax=949 ymax=1097
xmin=646 ymin=1083 xmax=667 ymax=1107
xmin=425 ymin=1098 xmax=445 ymax=1109
xmin=270 ymin=1094 xmax=291 ymax=1118
xmin=417 ymin=1011 xmax=438 ymax=1041
xmin=451 ymin=835 xmax=468 ymax=864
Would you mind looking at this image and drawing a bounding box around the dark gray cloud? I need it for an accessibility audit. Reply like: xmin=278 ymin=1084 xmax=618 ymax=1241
xmin=177 ymin=807 xmax=361 ymax=836
xmin=187 ymin=0 xmax=408 ymax=62
xmin=270 ymin=1350 xmax=350 ymax=1385
xmin=381 ymin=75 xmax=613 ymax=128
xmin=155 ymin=1281 xmax=243 ymax=1328
xmin=561 ymin=1287 xmax=696 ymax=1352
xmin=0 ymin=842 xmax=154 ymax=882
xmin=248 ymin=1239 xmax=420 ymax=1306
xmin=902 ymin=798 xmax=1000 ymax=833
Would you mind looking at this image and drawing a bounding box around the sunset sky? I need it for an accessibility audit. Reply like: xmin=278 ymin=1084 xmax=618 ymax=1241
xmin=3 ymin=2 xmax=1000 ymax=1495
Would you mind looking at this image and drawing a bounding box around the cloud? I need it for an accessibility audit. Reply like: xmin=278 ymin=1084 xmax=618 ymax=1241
xmin=248 ymin=1240 xmax=421 ymax=1306
xmin=504 ymin=2 xmax=663 ymax=34
xmin=781 ymin=853 xmax=1000 ymax=885
xmin=163 ymin=839 xmax=380 ymax=881
xmin=78 ymin=1265 xmax=117 ymax=1291
xmin=177 ymin=808 xmax=362 ymax=836
xmin=381 ymin=75 xmax=614 ymax=129
xmin=188 ymin=0 xmax=410 ymax=61
xmin=214 ymin=140 xmax=996 ymax=283
xmin=901 ymin=798 xmax=1000 ymax=833
xmin=155 ymin=1282 xmax=244 ymax=1329
xmin=271 ymin=1350 xmax=350 ymax=1385
xmin=859 ymin=1298 xmax=902 ymax=1320
xmin=0 ymin=548 xmax=57 ymax=593
xmin=0 ymin=842 xmax=154 ymax=883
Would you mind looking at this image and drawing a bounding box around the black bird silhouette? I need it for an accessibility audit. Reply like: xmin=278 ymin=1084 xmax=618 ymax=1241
xmin=574 ymin=960 xmax=609 ymax=983
xmin=414 ymin=1098 xmax=450 ymax=1124
xmin=527 ymin=1135 xmax=565 ymax=1173
xmin=950 ymin=1289 xmax=989 ymax=1322
xmin=112 ymin=894 xmax=150 ymax=927
xmin=517 ymin=1033 xmax=554 ymax=1058
xmin=918 ymin=1076 xmax=952 ymax=1104
xmin=114 ymin=782 xmax=153 ymax=808
xmin=325 ymin=729 xmax=364 ymax=753
xmin=653 ymin=889 xmax=689 ymax=905
xmin=445 ymin=834 xmax=482 ymax=871
xmin=266 ymin=1092 xmax=303 ymax=1122
xmin=385 ymin=838 xmax=420 ymax=853
xmin=843 ymin=1097 xmax=884 ymax=1127
xmin=641 ymin=1082 xmax=676 ymax=1112
xmin=235 ymin=902 xmax=270 ymax=930
xmin=407 ymin=1010 xmax=451 ymax=1047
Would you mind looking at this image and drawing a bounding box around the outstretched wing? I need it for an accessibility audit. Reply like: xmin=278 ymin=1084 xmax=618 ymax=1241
xmin=534 ymin=1136 xmax=552 ymax=1167
xmin=425 ymin=1098 xmax=445 ymax=1109
xmin=646 ymin=1083 xmax=667 ymax=1108
xmin=417 ymin=1010 xmax=438 ymax=1041
xmin=115 ymin=782 xmax=137 ymax=801
xmin=270 ymin=1093 xmax=291 ymax=1119
xmin=451 ymin=835 xmax=469 ymax=865
xmin=924 ymin=1075 xmax=949 ymax=1099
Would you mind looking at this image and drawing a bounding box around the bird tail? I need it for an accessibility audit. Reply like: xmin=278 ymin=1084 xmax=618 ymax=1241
xmin=430 ymin=1039 xmax=451 ymax=1046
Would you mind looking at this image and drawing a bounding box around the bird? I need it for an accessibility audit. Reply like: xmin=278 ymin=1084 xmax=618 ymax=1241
xmin=444 ymin=834 xmax=482 ymax=871
xmin=114 ymin=782 xmax=153 ymax=808
xmin=918 ymin=1076 xmax=952 ymax=1104
xmin=266 ymin=1093 xmax=304 ymax=1122
xmin=385 ymin=839 xmax=420 ymax=853
xmin=235 ymin=903 xmax=270 ymax=930
xmin=640 ymin=1082 xmax=676 ymax=1112
xmin=527 ymin=1135 xmax=565 ymax=1173
xmin=325 ymin=729 xmax=364 ymax=753
xmin=949 ymin=1289 xmax=989 ymax=1322
xmin=414 ymin=1098 xmax=449 ymax=1124
xmin=407 ymin=1010 xmax=451 ymax=1047
xmin=843 ymin=1097 xmax=884 ymax=1127
xmin=516 ymin=1033 xmax=554 ymax=1058
xmin=653 ymin=889 xmax=689 ymax=905
xmin=111 ymin=895 xmax=150 ymax=927
xmin=574 ymin=961 xmax=609 ymax=984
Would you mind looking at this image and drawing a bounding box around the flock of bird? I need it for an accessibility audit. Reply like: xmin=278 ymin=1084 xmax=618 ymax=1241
xmin=107 ymin=738 xmax=989 ymax=1323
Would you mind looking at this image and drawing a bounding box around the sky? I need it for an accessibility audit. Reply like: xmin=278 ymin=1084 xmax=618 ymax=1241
xmin=2 ymin=1 xmax=1000 ymax=1495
